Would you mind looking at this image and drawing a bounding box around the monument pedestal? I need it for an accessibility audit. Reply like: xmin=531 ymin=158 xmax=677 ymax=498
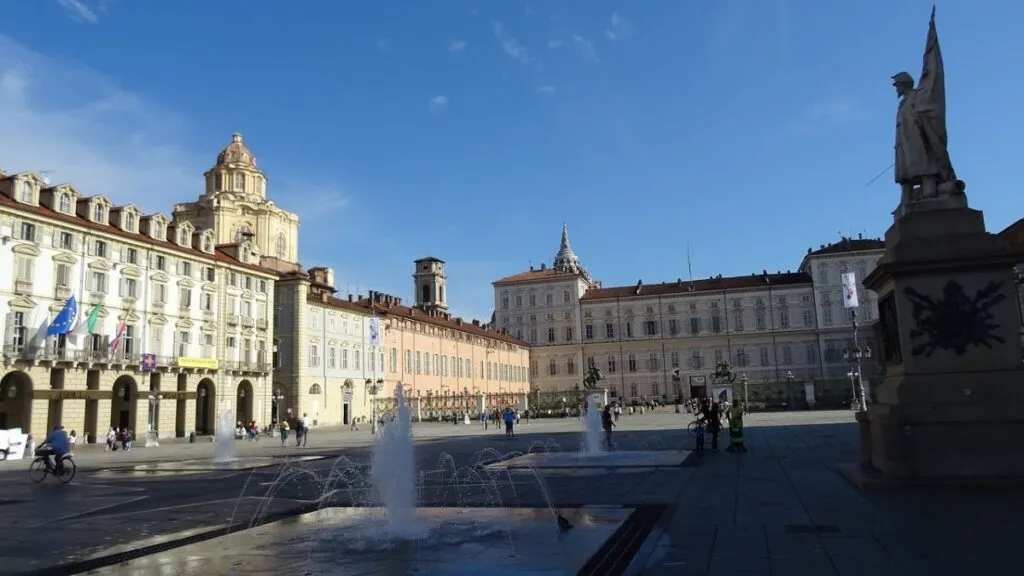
xmin=847 ymin=202 xmax=1024 ymax=487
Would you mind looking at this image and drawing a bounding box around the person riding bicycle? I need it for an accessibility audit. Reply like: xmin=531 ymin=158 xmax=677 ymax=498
xmin=38 ymin=425 xmax=70 ymax=475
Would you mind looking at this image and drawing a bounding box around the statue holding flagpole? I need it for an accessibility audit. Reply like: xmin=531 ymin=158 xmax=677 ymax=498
xmin=892 ymin=7 xmax=965 ymax=207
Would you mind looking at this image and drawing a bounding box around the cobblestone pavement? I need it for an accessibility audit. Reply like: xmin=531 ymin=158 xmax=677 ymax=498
xmin=0 ymin=410 xmax=1017 ymax=575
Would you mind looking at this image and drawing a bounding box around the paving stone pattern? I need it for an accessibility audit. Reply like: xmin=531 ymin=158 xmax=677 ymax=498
xmin=0 ymin=411 xmax=1018 ymax=575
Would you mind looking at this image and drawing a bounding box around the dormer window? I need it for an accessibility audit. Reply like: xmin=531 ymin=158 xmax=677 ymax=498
xmin=124 ymin=212 xmax=136 ymax=232
xmin=178 ymin=229 xmax=189 ymax=246
xmin=19 ymin=181 xmax=33 ymax=203
xmin=234 ymin=173 xmax=245 ymax=192
xmin=92 ymin=203 xmax=106 ymax=223
xmin=202 ymin=235 xmax=214 ymax=253
xmin=58 ymin=193 xmax=71 ymax=214
xmin=234 ymin=225 xmax=251 ymax=244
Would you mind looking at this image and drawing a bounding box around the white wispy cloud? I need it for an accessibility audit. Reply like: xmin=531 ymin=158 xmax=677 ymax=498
xmin=536 ymin=85 xmax=556 ymax=94
xmin=289 ymin=186 xmax=349 ymax=220
xmin=604 ymin=13 xmax=633 ymax=41
xmin=0 ymin=34 xmax=344 ymax=224
xmin=429 ymin=95 xmax=449 ymax=111
xmin=448 ymin=41 xmax=467 ymax=52
xmin=571 ymin=35 xmax=599 ymax=62
xmin=0 ymin=35 xmax=198 ymax=212
xmin=492 ymin=21 xmax=530 ymax=63
xmin=547 ymin=40 xmax=564 ymax=49
xmin=58 ymin=0 xmax=101 ymax=24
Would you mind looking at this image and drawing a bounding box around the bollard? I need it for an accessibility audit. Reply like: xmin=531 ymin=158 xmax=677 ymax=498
xmin=188 ymin=431 xmax=196 ymax=444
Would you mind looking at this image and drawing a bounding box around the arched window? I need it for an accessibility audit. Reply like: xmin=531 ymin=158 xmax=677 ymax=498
xmin=309 ymin=383 xmax=322 ymax=395
xmin=19 ymin=181 xmax=32 ymax=203
xmin=439 ymin=285 xmax=444 ymax=302
xmin=234 ymin=225 xmax=251 ymax=244
xmin=92 ymin=203 xmax=105 ymax=223
xmin=202 ymin=234 xmax=213 ymax=253
xmin=421 ymin=284 xmax=431 ymax=303
xmin=234 ymin=173 xmax=245 ymax=192
xmin=124 ymin=212 xmax=136 ymax=232
xmin=214 ymin=173 xmax=223 ymax=191
xmin=275 ymin=232 xmax=287 ymax=259
xmin=58 ymin=193 xmax=70 ymax=214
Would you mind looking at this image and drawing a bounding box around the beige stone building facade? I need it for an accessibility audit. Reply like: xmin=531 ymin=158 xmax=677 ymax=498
xmin=274 ymin=258 xmax=531 ymax=427
xmin=0 ymin=142 xmax=278 ymax=440
xmin=495 ymin=226 xmax=884 ymax=404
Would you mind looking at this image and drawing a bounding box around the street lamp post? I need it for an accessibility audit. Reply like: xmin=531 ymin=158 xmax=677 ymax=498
xmin=272 ymin=389 xmax=284 ymax=429
xmin=366 ymin=378 xmax=383 ymax=435
xmin=740 ymin=374 xmax=749 ymax=413
xmin=843 ymin=345 xmax=872 ymax=412
xmin=462 ymin=387 xmax=470 ymax=425
xmin=145 ymin=393 xmax=163 ymax=448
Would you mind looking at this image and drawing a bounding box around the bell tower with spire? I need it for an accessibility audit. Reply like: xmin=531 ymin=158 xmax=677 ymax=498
xmin=552 ymin=223 xmax=590 ymax=279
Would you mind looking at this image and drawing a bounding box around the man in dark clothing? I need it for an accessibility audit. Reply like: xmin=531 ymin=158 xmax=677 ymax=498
xmin=708 ymin=401 xmax=722 ymax=451
xmin=601 ymin=405 xmax=615 ymax=449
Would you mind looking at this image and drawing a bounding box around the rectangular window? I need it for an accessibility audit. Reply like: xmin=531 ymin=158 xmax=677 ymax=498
xmin=625 ymin=322 xmax=633 ymax=338
xmin=547 ymin=328 xmax=555 ymax=343
xmin=668 ymin=319 xmax=678 ymax=336
xmin=564 ymin=327 xmax=573 ymax=342
xmin=585 ymin=324 xmax=594 ymax=340
xmin=644 ymin=320 xmax=657 ymax=336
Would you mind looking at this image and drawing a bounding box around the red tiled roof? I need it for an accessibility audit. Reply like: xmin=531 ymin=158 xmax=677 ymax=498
xmin=805 ymin=238 xmax=885 ymax=257
xmin=579 ymin=272 xmax=811 ymax=302
xmin=309 ymin=291 xmax=528 ymax=347
xmin=493 ymin=268 xmax=581 ymax=285
xmin=0 ymin=175 xmax=274 ymax=275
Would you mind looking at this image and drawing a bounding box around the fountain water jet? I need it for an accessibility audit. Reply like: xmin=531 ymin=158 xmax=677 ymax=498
xmin=213 ymin=410 xmax=236 ymax=463
xmin=582 ymin=395 xmax=604 ymax=455
xmin=370 ymin=383 xmax=421 ymax=537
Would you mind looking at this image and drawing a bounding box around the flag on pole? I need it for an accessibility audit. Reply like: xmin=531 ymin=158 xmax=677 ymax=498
xmin=841 ymin=272 xmax=860 ymax=309
xmin=110 ymin=319 xmax=127 ymax=352
xmin=46 ymin=296 xmax=78 ymax=336
xmin=368 ymin=315 xmax=381 ymax=346
xmin=71 ymin=304 xmax=101 ymax=337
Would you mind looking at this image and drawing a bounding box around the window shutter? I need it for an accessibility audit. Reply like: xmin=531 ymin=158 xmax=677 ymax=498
xmin=86 ymin=241 xmax=96 ymax=256
xmin=118 ymin=278 xmax=124 ymax=297
xmin=4 ymin=313 xmax=15 ymax=346
xmin=11 ymin=221 xmax=22 ymax=240
xmin=102 ymin=336 xmax=110 ymax=349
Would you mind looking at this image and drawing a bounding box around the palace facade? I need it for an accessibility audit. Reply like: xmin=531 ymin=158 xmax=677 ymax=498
xmin=0 ymin=142 xmax=279 ymax=439
xmin=494 ymin=226 xmax=885 ymax=402
xmin=274 ymin=258 xmax=531 ymax=427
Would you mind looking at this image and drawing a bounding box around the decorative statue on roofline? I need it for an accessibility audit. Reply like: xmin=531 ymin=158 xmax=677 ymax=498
xmin=892 ymin=7 xmax=965 ymax=207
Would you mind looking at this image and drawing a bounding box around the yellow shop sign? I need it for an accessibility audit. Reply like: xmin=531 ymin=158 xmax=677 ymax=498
xmin=177 ymin=357 xmax=220 ymax=370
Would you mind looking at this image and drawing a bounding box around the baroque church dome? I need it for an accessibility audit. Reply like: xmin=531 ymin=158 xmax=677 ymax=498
xmin=216 ymin=133 xmax=257 ymax=168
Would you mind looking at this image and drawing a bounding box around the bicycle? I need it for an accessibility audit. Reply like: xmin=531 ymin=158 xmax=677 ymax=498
xmin=29 ymin=452 xmax=76 ymax=484
xmin=687 ymin=417 xmax=707 ymax=437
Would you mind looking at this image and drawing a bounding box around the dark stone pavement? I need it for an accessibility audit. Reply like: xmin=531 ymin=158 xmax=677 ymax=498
xmin=0 ymin=411 xmax=1018 ymax=575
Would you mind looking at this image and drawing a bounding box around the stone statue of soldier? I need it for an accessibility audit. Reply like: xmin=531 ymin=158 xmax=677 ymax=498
xmin=892 ymin=8 xmax=965 ymax=207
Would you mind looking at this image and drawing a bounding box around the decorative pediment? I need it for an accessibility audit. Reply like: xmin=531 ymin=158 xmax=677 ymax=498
xmin=121 ymin=266 xmax=142 ymax=279
xmin=12 ymin=243 xmax=40 ymax=257
xmin=54 ymin=183 xmax=81 ymax=199
xmin=241 ymin=328 xmax=255 ymax=337
xmin=148 ymin=314 xmax=167 ymax=325
xmin=118 ymin=310 xmax=141 ymax=322
xmin=87 ymin=260 xmax=111 ymax=272
xmin=242 ymin=291 xmax=255 ymax=300
xmin=175 ymin=318 xmax=194 ymax=329
xmin=178 ymin=278 xmax=196 ymax=289
xmin=201 ymin=322 xmax=217 ymax=333
xmin=151 ymin=272 xmax=170 ymax=283
xmin=309 ymin=336 xmax=321 ymax=344
xmin=340 ymin=341 xmax=351 ymax=348
xmin=52 ymin=253 xmax=77 ymax=265
xmin=96 ymin=306 xmax=110 ymax=319
xmin=201 ymin=283 xmax=217 ymax=293
xmin=48 ymin=301 xmax=65 ymax=313
xmin=90 ymin=194 xmax=113 ymax=207
xmin=7 ymin=296 xmax=36 ymax=311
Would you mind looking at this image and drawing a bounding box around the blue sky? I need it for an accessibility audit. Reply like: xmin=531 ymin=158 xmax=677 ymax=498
xmin=0 ymin=1 xmax=1021 ymax=322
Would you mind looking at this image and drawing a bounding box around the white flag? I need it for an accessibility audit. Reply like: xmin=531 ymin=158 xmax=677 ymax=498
xmin=368 ymin=316 xmax=381 ymax=346
xmin=841 ymin=272 xmax=859 ymax=309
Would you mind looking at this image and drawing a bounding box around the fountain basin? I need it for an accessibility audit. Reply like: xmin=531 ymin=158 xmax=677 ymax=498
xmin=490 ymin=450 xmax=692 ymax=470
xmin=84 ymin=506 xmax=635 ymax=575
xmin=89 ymin=456 xmax=328 ymax=478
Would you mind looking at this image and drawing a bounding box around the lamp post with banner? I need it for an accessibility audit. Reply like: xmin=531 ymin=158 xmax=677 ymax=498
xmin=841 ymin=270 xmax=869 ymax=412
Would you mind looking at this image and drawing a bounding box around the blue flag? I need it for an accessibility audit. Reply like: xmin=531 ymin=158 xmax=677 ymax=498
xmin=47 ymin=296 xmax=78 ymax=336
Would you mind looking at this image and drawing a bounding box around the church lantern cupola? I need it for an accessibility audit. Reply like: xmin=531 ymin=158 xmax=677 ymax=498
xmin=204 ymin=132 xmax=268 ymax=199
